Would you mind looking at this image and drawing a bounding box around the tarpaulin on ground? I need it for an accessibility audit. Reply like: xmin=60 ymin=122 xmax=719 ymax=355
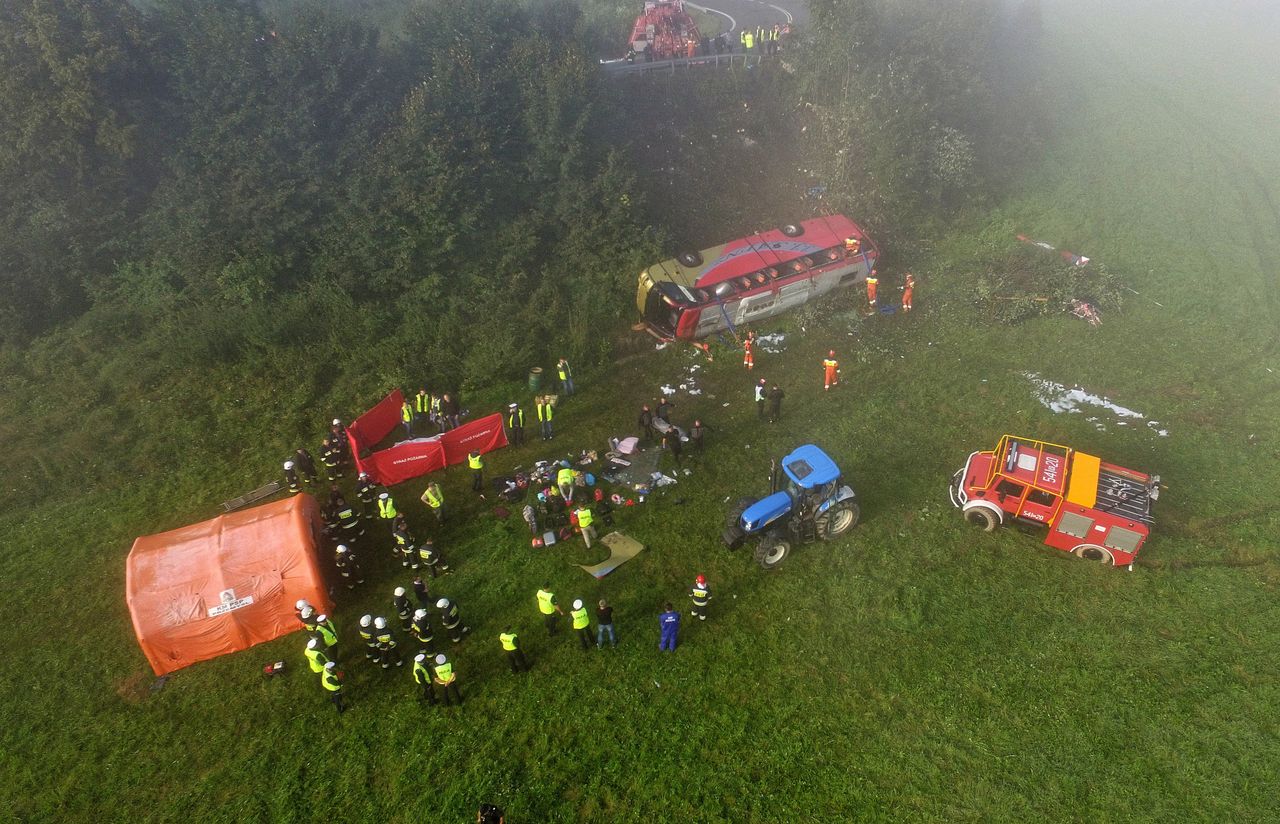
xmin=357 ymin=413 xmax=509 ymax=486
xmin=126 ymin=495 xmax=331 ymax=676
xmin=347 ymin=388 xmax=404 ymax=458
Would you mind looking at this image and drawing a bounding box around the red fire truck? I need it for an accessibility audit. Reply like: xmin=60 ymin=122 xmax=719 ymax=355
xmin=948 ymin=435 xmax=1160 ymax=569
xmin=627 ymin=0 xmax=701 ymax=60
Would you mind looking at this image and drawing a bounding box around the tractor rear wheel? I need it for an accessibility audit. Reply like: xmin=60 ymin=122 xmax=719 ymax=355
xmin=754 ymin=535 xmax=792 ymax=569
xmin=963 ymin=507 xmax=998 ymax=532
xmin=1072 ymin=544 xmax=1115 ymax=565
xmin=725 ymin=497 xmax=755 ymax=530
xmin=816 ymin=502 xmax=860 ymax=540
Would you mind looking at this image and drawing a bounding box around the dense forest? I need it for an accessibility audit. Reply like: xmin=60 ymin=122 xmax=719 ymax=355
xmin=0 ymin=0 xmax=1043 ymax=506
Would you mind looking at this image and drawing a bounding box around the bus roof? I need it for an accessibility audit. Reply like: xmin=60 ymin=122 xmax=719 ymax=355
xmin=645 ymin=215 xmax=870 ymax=291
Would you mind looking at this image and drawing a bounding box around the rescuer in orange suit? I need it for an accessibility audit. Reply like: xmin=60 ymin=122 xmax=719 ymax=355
xmin=900 ymin=271 xmax=915 ymax=313
xmin=865 ymin=269 xmax=879 ymax=308
xmin=844 ymin=236 xmax=861 ymax=256
xmin=823 ymin=351 xmax=839 ymax=391
xmin=742 ymin=331 xmax=755 ymax=370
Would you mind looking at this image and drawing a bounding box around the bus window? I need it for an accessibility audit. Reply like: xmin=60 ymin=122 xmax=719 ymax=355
xmin=764 ymin=267 xmax=781 ymax=280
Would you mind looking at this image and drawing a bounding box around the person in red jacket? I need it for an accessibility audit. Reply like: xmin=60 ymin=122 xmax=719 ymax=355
xmin=742 ymin=331 xmax=755 ymax=370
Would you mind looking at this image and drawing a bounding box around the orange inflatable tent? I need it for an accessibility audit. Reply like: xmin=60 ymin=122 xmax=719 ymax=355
xmin=126 ymin=494 xmax=332 ymax=676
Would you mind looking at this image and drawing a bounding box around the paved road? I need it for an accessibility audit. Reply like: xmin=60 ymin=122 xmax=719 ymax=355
xmin=687 ymin=0 xmax=806 ymax=35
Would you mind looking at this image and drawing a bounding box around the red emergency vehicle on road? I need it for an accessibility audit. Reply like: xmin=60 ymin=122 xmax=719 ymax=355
xmin=949 ymin=435 xmax=1160 ymax=569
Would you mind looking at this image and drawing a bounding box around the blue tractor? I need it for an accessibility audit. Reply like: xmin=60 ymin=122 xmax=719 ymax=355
xmin=722 ymin=444 xmax=860 ymax=569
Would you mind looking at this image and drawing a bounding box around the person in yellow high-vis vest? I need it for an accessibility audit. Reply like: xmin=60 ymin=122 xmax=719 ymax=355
xmin=536 ymin=583 xmax=564 ymax=635
xmin=432 ymin=653 xmax=463 ymax=706
xmin=412 ymin=653 xmax=437 ymax=706
xmin=536 ymin=395 xmax=554 ymax=440
xmin=865 ymin=269 xmax=879 ymax=307
xmin=557 ymin=463 xmax=576 ymax=504
xmin=576 ymin=505 xmax=597 ymax=549
xmin=499 ymin=626 xmax=529 ymax=673
xmin=321 ymin=661 xmax=346 ymax=713
xmin=414 ymin=387 xmax=430 ymax=431
xmin=420 ymin=481 xmax=445 ymax=523
xmin=556 ymin=358 xmax=574 ymax=396
xmin=377 ymin=492 xmax=397 ymax=524
xmin=570 ymin=599 xmax=592 ymax=651
xmin=506 ymin=403 xmax=525 ymax=447
xmin=400 ymin=399 xmax=414 ymax=437
xmin=468 ymin=450 xmax=484 ymax=493
xmin=304 ymin=638 xmax=330 ymax=673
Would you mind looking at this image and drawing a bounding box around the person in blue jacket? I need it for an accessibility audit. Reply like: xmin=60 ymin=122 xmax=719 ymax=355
xmin=658 ymin=602 xmax=681 ymax=652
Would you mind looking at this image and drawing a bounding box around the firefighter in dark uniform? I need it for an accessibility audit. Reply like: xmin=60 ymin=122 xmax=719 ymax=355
xmin=283 ymin=460 xmax=301 ymax=492
xmin=320 ymin=437 xmax=342 ymax=481
xmin=690 ymin=574 xmax=711 ymax=621
xmin=393 ymin=586 xmax=413 ymax=633
xmin=357 ymin=614 xmax=377 ymax=661
xmin=419 ymin=538 xmax=450 ymax=577
xmin=333 ymin=495 xmax=364 ymax=540
xmin=373 ymin=616 xmax=403 ymax=669
xmin=437 ymin=597 xmax=470 ymax=643
xmin=392 ymin=515 xmax=418 ymax=570
xmin=294 ymin=448 xmax=318 ymax=484
xmin=334 ymin=544 xmax=364 ymax=590
xmin=411 ymin=608 xmax=436 ymax=653
xmin=355 ymin=472 xmax=378 ymax=520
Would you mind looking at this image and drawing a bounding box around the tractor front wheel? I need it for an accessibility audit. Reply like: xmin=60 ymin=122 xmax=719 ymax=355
xmin=963 ymin=507 xmax=998 ymax=532
xmin=817 ymin=502 xmax=860 ymax=540
xmin=1072 ymin=544 xmax=1115 ymax=565
xmin=754 ymin=535 xmax=792 ymax=569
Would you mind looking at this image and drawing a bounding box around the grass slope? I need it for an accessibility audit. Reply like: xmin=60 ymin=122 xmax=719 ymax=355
xmin=4 ymin=1 xmax=1280 ymax=820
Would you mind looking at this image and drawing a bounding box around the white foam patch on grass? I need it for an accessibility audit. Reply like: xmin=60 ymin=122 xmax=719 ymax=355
xmin=755 ymin=332 xmax=787 ymax=353
xmin=1024 ymin=372 xmax=1169 ymax=437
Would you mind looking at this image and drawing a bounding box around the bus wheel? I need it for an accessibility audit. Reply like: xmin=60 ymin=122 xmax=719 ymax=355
xmin=677 ymin=251 xmax=703 ymax=267
xmin=1072 ymin=544 xmax=1115 ymax=565
xmin=781 ymin=223 xmax=805 ymax=237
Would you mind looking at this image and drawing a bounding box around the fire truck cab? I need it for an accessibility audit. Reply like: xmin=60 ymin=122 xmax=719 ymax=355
xmin=948 ymin=435 xmax=1160 ymax=569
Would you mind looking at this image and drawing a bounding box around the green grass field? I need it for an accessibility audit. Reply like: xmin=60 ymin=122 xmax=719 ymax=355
xmin=5 ymin=1 xmax=1280 ymax=820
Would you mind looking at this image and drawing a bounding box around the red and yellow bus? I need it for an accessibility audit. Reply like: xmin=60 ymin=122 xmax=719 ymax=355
xmin=636 ymin=215 xmax=880 ymax=340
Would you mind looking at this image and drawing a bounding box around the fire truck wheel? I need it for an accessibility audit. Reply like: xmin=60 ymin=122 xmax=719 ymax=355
xmin=817 ymin=502 xmax=860 ymax=539
xmin=677 ymin=251 xmax=703 ymax=267
xmin=780 ymin=223 xmax=805 ymax=237
xmin=963 ymin=507 xmax=998 ymax=532
xmin=754 ymin=535 xmax=791 ymax=569
xmin=1072 ymin=544 xmax=1115 ymax=565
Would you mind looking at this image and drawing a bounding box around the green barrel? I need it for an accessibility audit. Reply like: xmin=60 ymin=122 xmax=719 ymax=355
xmin=528 ymin=367 xmax=543 ymax=393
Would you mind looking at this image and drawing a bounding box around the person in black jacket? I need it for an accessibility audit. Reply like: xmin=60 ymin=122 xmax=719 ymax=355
xmin=294 ymin=448 xmax=318 ymax=484
xmin=768 ymin=384 xmax=785 ymax=423
xmin=638 ymin=404 xmax=655 ymax=444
